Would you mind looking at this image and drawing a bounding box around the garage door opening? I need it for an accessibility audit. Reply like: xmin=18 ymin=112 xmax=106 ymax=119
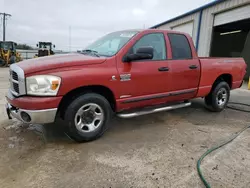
xmin=210 ymin=18 xmax=250 ymax=78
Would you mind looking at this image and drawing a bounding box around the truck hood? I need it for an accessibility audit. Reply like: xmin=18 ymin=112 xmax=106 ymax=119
xmin=17 ymin=53 xmax=107 ymax=74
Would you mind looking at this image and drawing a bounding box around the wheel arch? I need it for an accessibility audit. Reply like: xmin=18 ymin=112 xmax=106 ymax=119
xmin=212 ymin=74 xmax=232 ymax=90
xmin=58 ymin=85 xmax=116 ymax=119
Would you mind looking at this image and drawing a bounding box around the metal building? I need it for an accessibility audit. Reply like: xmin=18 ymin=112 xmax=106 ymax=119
xmin=151 ymin=0 xmax=250 ymax=77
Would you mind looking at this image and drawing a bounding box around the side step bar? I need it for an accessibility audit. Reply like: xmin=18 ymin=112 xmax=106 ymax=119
xmin=117 ymin=101 xmax=191 ymax=118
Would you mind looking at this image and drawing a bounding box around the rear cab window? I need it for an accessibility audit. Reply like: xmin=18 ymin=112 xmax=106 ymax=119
xmin=168 ymin=33 xmax=192 ymax=60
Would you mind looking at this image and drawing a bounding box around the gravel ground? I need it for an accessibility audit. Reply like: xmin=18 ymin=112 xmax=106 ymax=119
xmin=0 ymin=67 xmax=250 ymax=188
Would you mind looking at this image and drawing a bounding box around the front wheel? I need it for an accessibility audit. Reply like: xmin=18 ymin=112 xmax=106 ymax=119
xmin=10 ymin=55 xmax=16 ymax=64
xmin=0 ymin=58 xmax=5 ymax=67
xmin=64 ymin=93 xmax=112 ymax=142
xmin=204 ymin=81 xmax=230 ymax=112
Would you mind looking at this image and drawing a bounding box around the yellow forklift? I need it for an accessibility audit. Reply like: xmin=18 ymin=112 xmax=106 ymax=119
xmin=34 ymin=42 xmax=55 ymax=58
xmin=0 ymin=41 xmax=22 ymax=66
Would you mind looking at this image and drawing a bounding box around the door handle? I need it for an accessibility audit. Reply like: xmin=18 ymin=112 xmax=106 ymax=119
xmin=189 ymin=65 xmax=198 ymax=69
xmin=158 ymin=67 xmax=169 ymax=72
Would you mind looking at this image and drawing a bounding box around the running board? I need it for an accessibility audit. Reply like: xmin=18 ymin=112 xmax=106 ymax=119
xmin=117 ymin=101 xmax=191 ymax=118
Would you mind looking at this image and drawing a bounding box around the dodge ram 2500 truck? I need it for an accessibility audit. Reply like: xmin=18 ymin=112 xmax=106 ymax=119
xmin=6 ymin=29 xmax=246 ymax=142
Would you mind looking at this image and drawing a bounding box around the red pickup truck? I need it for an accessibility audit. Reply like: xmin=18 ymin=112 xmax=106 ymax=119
xmin=6 ymin=29 xmax=246 ymax=142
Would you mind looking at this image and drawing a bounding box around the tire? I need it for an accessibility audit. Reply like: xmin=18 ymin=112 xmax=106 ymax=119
xmin=204 ymin=81 xmax=230 ymax=112
xmin=0 ymin=58 xmax=5 ymax=66
xmin=10 ymin=55 xmax=16 ymax=64
xmin=64 ymin=93 xmax=112 ymax=142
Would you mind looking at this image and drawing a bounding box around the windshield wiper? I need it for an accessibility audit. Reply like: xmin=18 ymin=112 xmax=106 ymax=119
xmin=81 ymin=49 xmax=100 ymax=57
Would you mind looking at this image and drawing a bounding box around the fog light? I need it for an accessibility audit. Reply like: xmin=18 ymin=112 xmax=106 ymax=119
xmin=20 ymin=112 xmax=31 ymax=122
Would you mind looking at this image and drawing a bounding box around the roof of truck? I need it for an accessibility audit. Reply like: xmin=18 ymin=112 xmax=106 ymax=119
xmin=118 ymin=29 xmax=188 ymax=34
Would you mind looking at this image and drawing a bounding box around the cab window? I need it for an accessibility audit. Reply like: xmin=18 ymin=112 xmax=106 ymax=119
xmin=168 ymin=33 xmax=192 ymax=60
xmin=130 ymin=33 xmax=167 ymax=60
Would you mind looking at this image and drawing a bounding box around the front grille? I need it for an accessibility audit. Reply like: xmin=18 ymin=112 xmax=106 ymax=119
xmin=13 ymin=83 xmax=19 ymax=93
xmin=9 ymin=64 xmax=25 ymax=97
xmin=10 ymin=70 xmax=20 ymax=95
xmin=12 ymin=71 xmax=18 ymax=81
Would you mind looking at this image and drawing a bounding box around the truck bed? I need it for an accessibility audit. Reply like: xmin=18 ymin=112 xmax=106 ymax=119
xmin=196 ymin=57 xmax=246 ymax=97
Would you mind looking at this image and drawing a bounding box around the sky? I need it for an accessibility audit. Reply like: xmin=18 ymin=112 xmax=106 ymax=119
xmin=0 ymin=0 xmax=212 ymax=51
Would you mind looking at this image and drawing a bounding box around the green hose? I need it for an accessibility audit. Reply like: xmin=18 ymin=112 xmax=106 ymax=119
xmin=197 ymin=124 xmax=250 ymax=188
xmin=227 ymin=102 xmax=250 ymax=113
xmin=197 ymin=102 xmax=250 ymax=187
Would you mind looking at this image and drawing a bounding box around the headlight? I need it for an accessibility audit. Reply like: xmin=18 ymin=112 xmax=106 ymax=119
xmin=26 ymin=75 xmax=61 ymax=96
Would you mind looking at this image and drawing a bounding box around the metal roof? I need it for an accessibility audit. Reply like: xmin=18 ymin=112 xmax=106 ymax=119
xmin=150 ymin=0 xmax=227 ymax=28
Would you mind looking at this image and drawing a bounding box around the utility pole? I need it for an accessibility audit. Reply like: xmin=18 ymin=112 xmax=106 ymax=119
xmin=0 ymin=12 xmax=11 ymax=41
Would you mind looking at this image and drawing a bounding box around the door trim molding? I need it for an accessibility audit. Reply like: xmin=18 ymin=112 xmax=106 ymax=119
xmin=122 ymin=89 xmax=196 ymax=104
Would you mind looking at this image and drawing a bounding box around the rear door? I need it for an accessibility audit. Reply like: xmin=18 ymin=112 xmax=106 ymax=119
xmin=116 ymin=32 xmax=171 ymax=110
xmin=167 ymin=33 xmax=201 ymax=98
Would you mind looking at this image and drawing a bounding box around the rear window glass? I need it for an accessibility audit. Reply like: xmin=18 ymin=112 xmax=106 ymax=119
xmin=168 ymin=34 xmax=192 ymax=59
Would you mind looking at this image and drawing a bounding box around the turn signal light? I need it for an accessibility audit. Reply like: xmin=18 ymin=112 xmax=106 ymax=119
xmin=51 ymin=80 xmax=59 ymax=90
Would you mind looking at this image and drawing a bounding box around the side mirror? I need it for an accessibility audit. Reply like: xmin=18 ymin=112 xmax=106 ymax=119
xmin=123 ymin=46 xmax=154 ymax=62
xmin=36 ymin=44 xmax=38 ymax=47
xmin=53 ymin=45 xmax=56 ymax=48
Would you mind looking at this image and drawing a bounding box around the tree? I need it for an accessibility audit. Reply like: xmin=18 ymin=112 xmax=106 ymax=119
xmin=16 ymin=44 xmax=34 ymax=50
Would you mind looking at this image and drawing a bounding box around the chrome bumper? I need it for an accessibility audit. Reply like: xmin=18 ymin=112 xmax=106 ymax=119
xmin=6 ymin=103 xmax=57 ymax=124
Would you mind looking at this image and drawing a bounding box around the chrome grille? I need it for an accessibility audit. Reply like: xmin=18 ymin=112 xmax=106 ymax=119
xmin=12 ymin=71 xmax=18 ymax=81
xmin=13 ymin=82 xmax=19 ymax=93
xmin=9 ymin=64 xmax=26 ymax=97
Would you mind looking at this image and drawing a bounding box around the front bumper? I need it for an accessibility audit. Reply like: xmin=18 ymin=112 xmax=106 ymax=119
xmin=5 ymin=90 xmax=61 ymax=124
xmin=6 ymin=102 xmax=57 ymax=124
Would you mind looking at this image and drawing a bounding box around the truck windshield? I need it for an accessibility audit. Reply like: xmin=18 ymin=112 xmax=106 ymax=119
xmin=84 ymin=31 xmax=138 ymax=57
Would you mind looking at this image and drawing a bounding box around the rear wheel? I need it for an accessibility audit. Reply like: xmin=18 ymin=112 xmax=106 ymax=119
xmin=64 ymin=93 xmax=112 ymax=142
xmin=205 ymin=81 xmax=230 ymax=112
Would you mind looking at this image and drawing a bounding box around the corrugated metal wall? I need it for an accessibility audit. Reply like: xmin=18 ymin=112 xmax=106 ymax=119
xmin=198 ymin=0 xmax=250 ymax=56
xmin=213 ymin=4 xmax=250 ymax=26
xmin=155 ymin=0 xmax=250 ymax=57
xmin=157 ymin=12 xmax=200 ymax=47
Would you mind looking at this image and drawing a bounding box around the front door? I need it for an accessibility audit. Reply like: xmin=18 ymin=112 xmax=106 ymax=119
xmin=116 ymin=32 xmax=171 ymax=110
